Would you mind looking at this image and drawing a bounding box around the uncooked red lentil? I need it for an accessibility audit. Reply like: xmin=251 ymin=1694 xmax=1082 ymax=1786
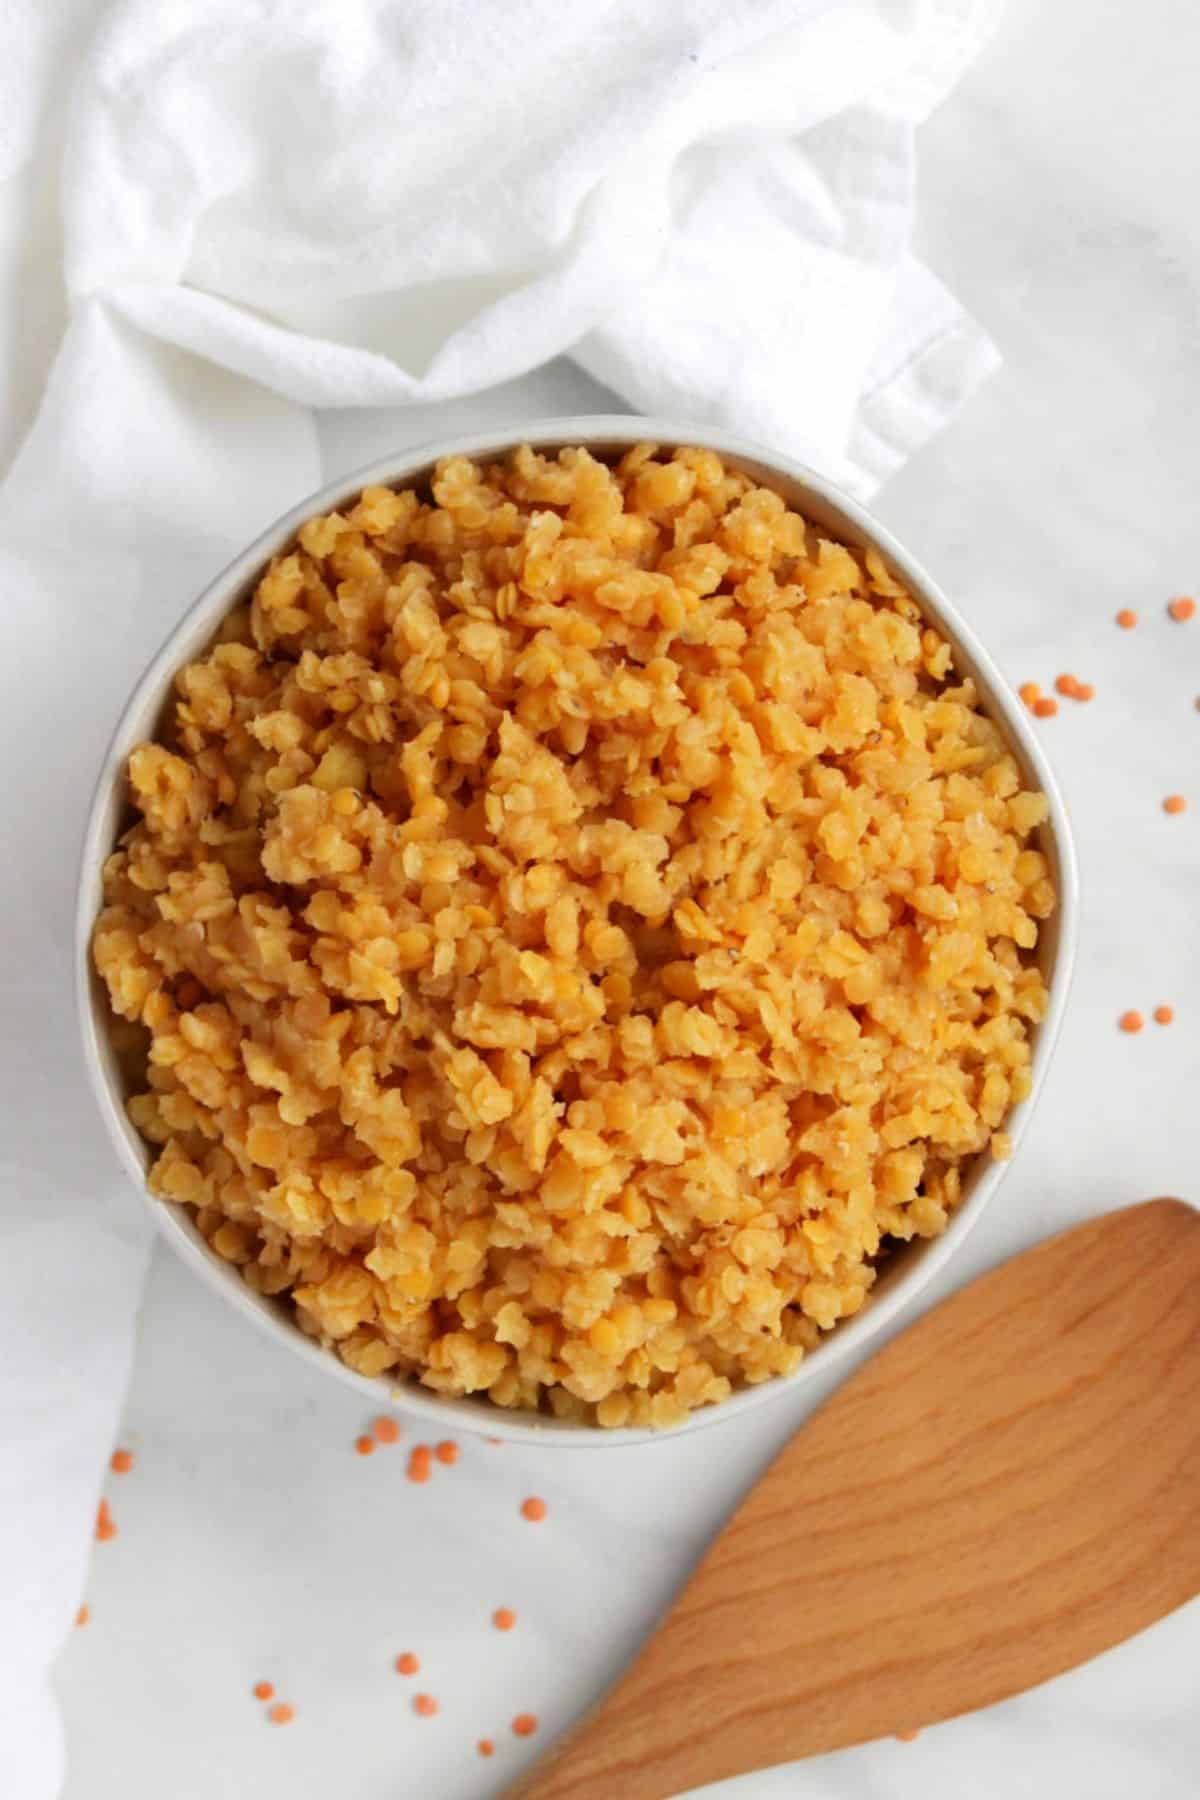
xmin=395 ymin=1652 xmax=420 ymax=1676
xmin=434 ymin=1439 xmax=459 ymax=1465
xmin=253 ymin=1681 xmax=275 ymax=1702
xmin=268 ymin=1703 xmax=294 ymax=1725
xmin=110 ymin=1448 xmax=134 ymax=1475
xmin=896 ymin=1728 xmax=922 ymax=1743
xmin=1051 ymin=673 xmax=1092 ymax=703
xmin=512 ymin=1713 xmax=539 ymax=1738
xmin=493 ymin=1608 xmax=517 ymax=1631
xmin=1032 ymin=696 xmax=1058 ymax=718
xmin=1153 ymin=1005 xmax=1175 ymax=1026
xmin=1119 ymin=1011 xmax=1144 ymax=1034
xmin=407 ymin=1444 xmax=433 ymax=1483
xmin=354 ymin=1434 xmax=375 ymax=1456
xmin=521 ymin=1496 xmax=547 ymax=1523
xmin=372 ymin=1415 xmax=401 ymax=1444
xmin=414 ymin=1694 xmax=439 ymax=1718
xmin=1018 ymin=681 xmax=1041 ymax=709
xmin=92 ymin=444 xmax=1055 ymax=1429
xmin=95 ymin=1500 xmax=117 ymax=1542
xmin=478 ymin=1739 xmax=495 ymax=1757
xmin=1163 ymin=794 xmax=1187 ymax=815
xmin=1168 ymin=597 xmax=1196 ymax=622
xmin=75 ymin=1605 xmax=90 ymax=1627
xmin=1116 ymin=609 xmax=1138 ymax=629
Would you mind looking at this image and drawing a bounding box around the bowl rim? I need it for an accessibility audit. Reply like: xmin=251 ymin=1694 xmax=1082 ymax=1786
xmin=76 ymin=413 xmax=1080 ymax=1447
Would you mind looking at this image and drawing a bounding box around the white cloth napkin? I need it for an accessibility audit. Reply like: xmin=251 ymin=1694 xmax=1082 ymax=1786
xmin=0 ymin=1 xmax=1000 ymax=1794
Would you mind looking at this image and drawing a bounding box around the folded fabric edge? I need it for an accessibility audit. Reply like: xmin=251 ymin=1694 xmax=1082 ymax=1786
xmin=844 ymin=309 xmax=1001 ymax=496
xmin=877 ymin=0 xmax=1007 ymax=124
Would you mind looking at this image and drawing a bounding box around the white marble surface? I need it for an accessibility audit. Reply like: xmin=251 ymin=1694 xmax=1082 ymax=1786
xmin=55 ymin=1 xmax=1200 ymax=1794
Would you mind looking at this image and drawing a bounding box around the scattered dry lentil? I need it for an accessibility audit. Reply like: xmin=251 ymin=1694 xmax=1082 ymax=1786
xmin=1163 ymin=794 xmax=1187 ymax=815
xmin=493 ymin=1608 xmax=517 ymax=1632
xmin=1119 ymin=1011 xmax=1144 ymax=1034
xmin=414 ymin=1694 xmax=439 ymax=1718
xmin=354 ymin=1434 xmax=376 ymax=1457
xmin=1051 ymin=673 xmax=1094 ymax=703
xmin=521 ymin=1497 xmax=547 ymax=1523
xmin=1153 ymin=1005 xmax=1175 ymax=1026
xmin=1018 ymin=681 xmax=1041 ymax=709
xmin=478 ymin=1739 xmax=496 ymax=1757
xmin=92 ymin=444 xmax=1056 ymax=1429
xmin=95 ymin=1500 xmax=117 ymax=1543
xmin=896 ymin=1728 xmax=922 ymax=1743
xmin=395 ymin=1652 xmax=420 ymax=1676
xmin=1168 ymin=597 xmax=1196 ymax=622
xmin=109 ymin=1449 xmax=134 ymax=1475
xmin=1116 ymin=609 xmax=1138 ymax=629
xmin=372 ymin=1415 xmax=401 ymax=1444
xmin=1033 ymin=696 xmax=1059 ymax=718
xmin=407 ymin=1445 xmax=433 ymax=1484
xmin=268 ymin=1703 xmax=295 ymax=1726
xmin=434 ymin=1440 xmax=459 ymax=1465
xmin=253 ymin=1681 xmax=275 ymax=1702
xmin=75 ymin=1605 xmax=90 ymax=1628
xmin=512 ymin=1713 xmax=539 ymax=1738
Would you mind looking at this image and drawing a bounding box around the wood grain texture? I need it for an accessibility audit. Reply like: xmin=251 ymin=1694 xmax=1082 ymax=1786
xmin=507 ymin=1201 xmax=1200 ymax=1800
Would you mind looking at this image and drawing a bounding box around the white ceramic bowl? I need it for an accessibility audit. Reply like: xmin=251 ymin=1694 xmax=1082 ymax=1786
xmin=76 ymin=416 xmax=1079 ymax=1446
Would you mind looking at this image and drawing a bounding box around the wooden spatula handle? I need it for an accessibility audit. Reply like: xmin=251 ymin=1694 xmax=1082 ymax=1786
xmin=504 ymin=1200 xmax=1200 ymax=1800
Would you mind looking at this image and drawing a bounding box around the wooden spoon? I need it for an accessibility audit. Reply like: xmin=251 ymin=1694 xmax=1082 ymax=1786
xmin=508 ymin=1200 xmax=1200 ymax=1800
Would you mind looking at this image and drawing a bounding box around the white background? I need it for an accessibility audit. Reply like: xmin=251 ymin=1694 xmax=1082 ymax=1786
xmin=54 ymin=1 xmax=1200 ymax=1795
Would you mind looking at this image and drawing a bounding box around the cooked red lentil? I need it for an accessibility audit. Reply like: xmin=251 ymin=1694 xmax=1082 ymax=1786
xmin=93 ymin=444 xmax=1054 ymax=1429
